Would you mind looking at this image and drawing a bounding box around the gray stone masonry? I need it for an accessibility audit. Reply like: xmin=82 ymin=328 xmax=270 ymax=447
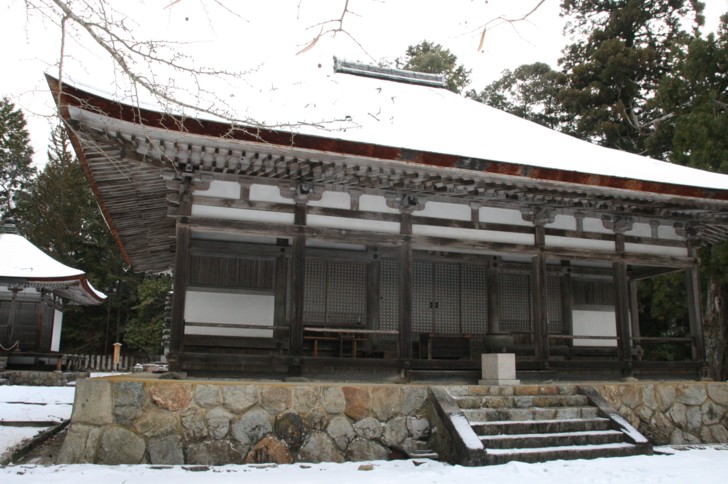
xmin=57 ymin=378 xmax=432 ymax=465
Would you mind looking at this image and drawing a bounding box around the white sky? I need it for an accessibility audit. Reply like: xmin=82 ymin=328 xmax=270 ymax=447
xmin=0 ymin=0 xmax=726 ymax=167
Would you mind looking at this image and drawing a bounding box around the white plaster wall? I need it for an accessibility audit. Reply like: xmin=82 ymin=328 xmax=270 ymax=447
xmin=479 ymin=206 xmax=530 ymax=226
xmin=545 ymin=235 xmax=616 ymax=252
xmin=184 ymin=291 xmax=274 ymax=337
xmin=572 ymin=309 xmax=617 ymax=347
xmin=359 ymin=194 xmax=401 ymax=214
xmin=307 ymin=214 xmax=400 ymax=234
xmin=582 ymin=217 xmax=613 ymax=235
xmin=624 ymin=243 xmax=688 ymax=257
xmin=628 ymin=222 xmax=653 ymax=238
xmin=549 ymin=214 xmax=576 ymax=231
xmin=194 ymin=180 xmax=240 ymax=199
xmin=50 ymin=309 xmax=63 ymax=352
xmin=307 ymin=191 xmax=350 ymax=209
xmin=413 ymin=224 xmax=535 ymax=245
xmin=414 ymin=201 xmax=470 ymax=221
xmin=191 ymin=204 xmax=295 ymax=224
xmin=249 ymin=184 xmax=294 ymax=204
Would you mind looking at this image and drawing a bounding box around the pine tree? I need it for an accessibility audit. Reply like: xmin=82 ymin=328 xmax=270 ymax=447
xmin=0 ymin=97 xmax=35 ymax=218
xmin=558 ymin=0 xmax=704 ymax=155
xmin=397 ymin=41 xmax=471 ymax=93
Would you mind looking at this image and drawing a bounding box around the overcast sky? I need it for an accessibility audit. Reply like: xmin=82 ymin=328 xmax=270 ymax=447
xmin=1 ymin=0 xmax=726 ymax=167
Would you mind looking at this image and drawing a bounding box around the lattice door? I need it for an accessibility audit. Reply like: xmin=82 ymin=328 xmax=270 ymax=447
xmin=412 ymin=261 xmax=434 ymax=333
xmin=547 ymin=275 xmax=563 ymax=333
xmin=433 ymin=263 xmax=461 ymax=334
xmin=461 ymin=264 xmax=488 ymax=334
xmin=499 ymin=272 xmax=532 ymax=331
xmin=380 ymin=258 xmax=399 ymax=331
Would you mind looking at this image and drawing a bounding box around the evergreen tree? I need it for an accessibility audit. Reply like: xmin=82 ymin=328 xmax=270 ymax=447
xmin=397 ymin=41 xmax=471 ymax=93
xmin=650 ymin=14 xmax=728 ymax=379
xmin=558 ymin=0 xmax=704 ymax=155
xmin=0 ymin=97 xmax=35 ymax=218
xmin=124 ymin=274 xmax=172 ymax=357
xmin=13 ymin=124 xmax=142 ymax=355
xmin=467 ymin=62 xmax=566 ymax=129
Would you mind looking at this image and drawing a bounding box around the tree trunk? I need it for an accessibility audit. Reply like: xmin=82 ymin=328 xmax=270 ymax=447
xmin=703 ymin=275 xmax=727 ymax=381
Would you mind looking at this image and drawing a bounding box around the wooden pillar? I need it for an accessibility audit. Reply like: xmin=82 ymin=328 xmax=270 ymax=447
xmin=367 ymin=249 xmax=381 ymax=331
xmin=686 ymin=246 xmax=705 ymax=362
xmin=486 ymin=258 xmax=500 ymax=334
xmin=399 ymin=211 xmax=413 ymax=360
xmin=273 ymin=250 xmax=288 ymax=345
xmin=629 ymin=280 xmax=642 ymax=360
xmin=532 ymin=224 xmax=550 ymax=367
xmin=289 ymin=202 xmax=307 ymax=361
xmin=560 ymin=264 xmax=574 ymax=348
xmin=612 ymin=231 xmax=634 ymax=376
xmin=170 ymin=220 xmax=190 ymax=357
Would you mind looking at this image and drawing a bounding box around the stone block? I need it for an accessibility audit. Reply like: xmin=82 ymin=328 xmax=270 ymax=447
xmin=298 ymin=431 xmax=344 ymax=463
xmin=371 ymin=386 xmax=401 ymax=420
xmin=343 ymin=386 xmax=371 ymax=420
xmin=244 ymin=435 xmax=293 ymax=464
xmin=56 ymin=424 xmax=103 ymax=464
xmin=185 ymin=439 xmax=247 ymax=465
xmin=148 ymin=382 xmax=192 ymax=411
xmin=194 ymin=384 xmax=222 ymax=408
xmin=222 ymin=385 xmax=258 ymax=413
xmin=321 ymin=386 xmax=346 ymax=414
xmin=327 ymin=415 xmax=355 ymax=451
xmin=353 ymin=417 xmax=383 ymax=440
xmin=148 ymin=434 xmax=184 ymax=465
xmin=207 ymin=407 xmax=233 ymax=439
xmin=134 ymin=408 xmax=178 ymax=438
xmin=382 ymin=417 xmax=408 ymax=446
xmin=97 ymin=427 xmax=146 ymax=464
xmin=401 ymin=386 xmax=428 ymax=415
xmin=72 ymin=379 xmax=113 ymax=425
xmin=275 ymin=412 xmax=308 ymax=451
xmin=291 ymin=385 xmax=320 ymax=413
xmin=231 ymin=408 xmax=273 ymax=446
xmin=347 ymin=438 xmax=389 ymax=462
xmin=479 ymin=354 xmax=519 ymax=385
xmin=261 ymin=385 xmax=291 ymax=414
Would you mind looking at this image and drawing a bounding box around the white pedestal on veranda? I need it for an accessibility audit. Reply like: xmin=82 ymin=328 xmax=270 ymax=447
xmin=479 ymin=353 xmax=520 ymax=385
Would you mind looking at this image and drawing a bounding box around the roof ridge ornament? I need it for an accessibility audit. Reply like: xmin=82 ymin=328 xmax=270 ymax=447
xmin=333 ymin=57 xmax=448 ymax=89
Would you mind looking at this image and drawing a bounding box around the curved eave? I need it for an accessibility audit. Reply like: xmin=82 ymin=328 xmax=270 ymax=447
xmin=46 ymin=75 xmax=728 ymax=204
xmin=0 ymin=275 xmax=106 ymax=305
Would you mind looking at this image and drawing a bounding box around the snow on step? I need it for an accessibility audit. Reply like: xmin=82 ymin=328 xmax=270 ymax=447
xmin=485 ymin=442 xmax=636 ymax=456
xmin=481 ymin=430 xmax=623 ymax=441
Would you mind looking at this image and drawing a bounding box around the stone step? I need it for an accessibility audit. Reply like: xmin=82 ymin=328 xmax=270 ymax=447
xmin=463 ymin=405 xmax=601 ymax=422
xmin=472 ymin=417 xmax=613 ymax=436
xmin=447 ymin=384 xmax=578 ymax=398
xmin=480 ymin=429 xmax=625 ymax=449
xmin=454 ymin=394 xmax=590 ymax=409
xmin=484 ymin=442 xmax=641 ymax=465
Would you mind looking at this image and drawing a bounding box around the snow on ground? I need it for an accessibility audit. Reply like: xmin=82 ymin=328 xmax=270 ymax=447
xmin=1 ymin=378 xmax=727 ymax=483
xmin=0 ymin=449 xmax=727 ymax=484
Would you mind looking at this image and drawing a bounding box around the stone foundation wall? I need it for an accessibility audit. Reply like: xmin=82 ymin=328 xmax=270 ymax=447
xmin=0 ymin=370 xmax=88 ymax=386
xmin=592 ymin=382 xmax=728 ymax=445
xmin=57 ymin=378 xmax=434 ymax=465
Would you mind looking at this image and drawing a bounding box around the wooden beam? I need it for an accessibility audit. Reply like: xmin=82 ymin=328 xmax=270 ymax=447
xmin=613 ymin=233 xmax=633 ymax=377
xmin=170 ymin=221 xmax=190 ymax=359
xmin=685 ymin=248 xmax=705 ymax=363
xmin=399 ymin=213 xmax=413 ymax=359
xmin=532 ymin=225 xmax=549 ymax=367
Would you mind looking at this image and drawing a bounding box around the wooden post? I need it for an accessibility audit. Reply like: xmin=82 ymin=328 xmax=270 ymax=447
xmin=532 ymin=224 xmax=550 ymax=367
xmin=532 ymin=252 xmax=550 ymax=366
xmin=629 ymin=280 xmax=642 ymax=360
xmin=367 ymin=249 xmax=381 ymax=331
xmin=170 ymin=221 xmax=190 ymax=358
xmin=613 ymin=231 xmax=634 ymax=377
xmin=273 ymin=251 xmax=288 ymax=346
xmin=289 ymin=202 xmax=307 ymax=363
xmin=686 ymin=246 xmax=705 ymax=362
xmin=399 ymin=212 xmax=413 ymax=360
xmin=487 ymin=258 xmax=500 ymax=335
xmin=560 ymin=264 xmax=574 ymax=349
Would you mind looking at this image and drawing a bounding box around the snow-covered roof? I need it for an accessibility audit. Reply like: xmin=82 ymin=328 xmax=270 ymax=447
xmin=0 ymin=231 xmax=105 ymax=305
xmin=57 ymin=57 xmax=728 ymax=193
